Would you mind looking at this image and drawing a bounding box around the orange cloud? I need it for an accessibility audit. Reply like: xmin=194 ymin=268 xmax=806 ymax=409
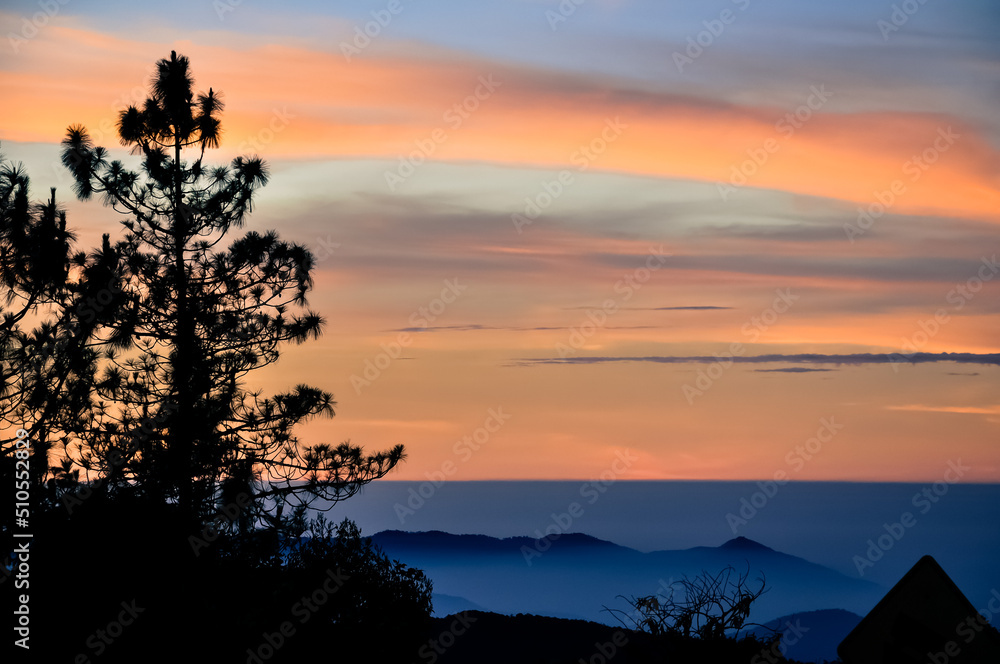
xmin=3 ymin=19 xmax=998 ymax=224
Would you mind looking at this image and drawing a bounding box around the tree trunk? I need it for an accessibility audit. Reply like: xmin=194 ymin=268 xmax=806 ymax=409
xmin=172 ymin=134 xmax=195 ymax=525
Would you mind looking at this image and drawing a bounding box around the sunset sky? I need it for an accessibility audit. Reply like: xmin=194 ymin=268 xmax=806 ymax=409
xmin=2 ymin=0 xmax=998 ymax=482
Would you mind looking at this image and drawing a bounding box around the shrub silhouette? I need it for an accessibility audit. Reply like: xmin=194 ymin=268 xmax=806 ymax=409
xmin=599 ymin=565 xmax=798 ymax=662
xmin=608 ymin=565 xmax=767 ymax=639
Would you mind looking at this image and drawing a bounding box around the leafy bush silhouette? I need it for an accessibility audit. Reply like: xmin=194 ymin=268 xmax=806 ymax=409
xmin=186 ymin=515 xmax=434 ymax=663
xmin=279 ymin=516 xmax=434 ymax=660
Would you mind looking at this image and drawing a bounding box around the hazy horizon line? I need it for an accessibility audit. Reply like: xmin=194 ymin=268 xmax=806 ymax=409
xmin=372 ymin=479 xmax=1000 ymax=485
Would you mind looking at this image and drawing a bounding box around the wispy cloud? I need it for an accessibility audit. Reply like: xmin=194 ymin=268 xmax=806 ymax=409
xmin=885 ymin=405 xmax=1000 ymax=415
xmin=640 ymin=306 xmax=733 ymax=311
xmin=563 ymin=305 xmax=733 ymax=311
xmin=754 ymin=367 xmax=835 ymax=373
xmin=391 ymin=324 xmax=661 ymax=333
xmin=513 ymin=352 xmax=1000 ymax=367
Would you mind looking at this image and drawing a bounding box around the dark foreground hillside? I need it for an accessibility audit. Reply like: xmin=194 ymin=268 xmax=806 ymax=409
xmin=423 ymin=611 xmax=816 ymax=664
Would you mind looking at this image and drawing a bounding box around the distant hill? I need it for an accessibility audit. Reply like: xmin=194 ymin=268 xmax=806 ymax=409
xmin=718 ymin=535 xmax=777 ymax=552
xmin=371 ymin=530 xmax=884 ymax=629
xmin=749 ymin=608 xmax=863 ymax=663
xmin=432 ymin=593 xmax=490 ymax=616
xmin=372 ymin=529 xmax=627 ymax=554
